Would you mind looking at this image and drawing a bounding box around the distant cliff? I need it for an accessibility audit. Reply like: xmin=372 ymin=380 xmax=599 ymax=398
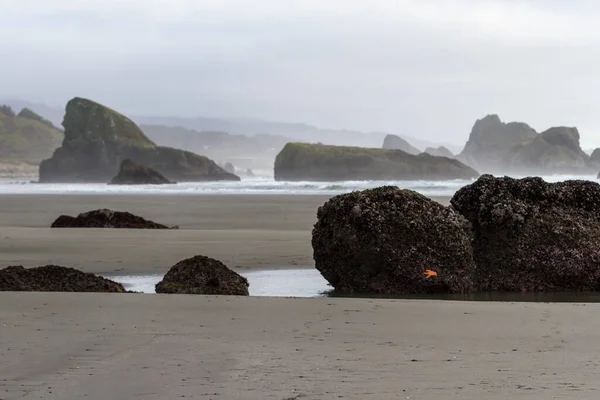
xmin=39 ymin=98 xmax=239 ymax=182
xmin=274 ymin=143 xmax=479 ymax=181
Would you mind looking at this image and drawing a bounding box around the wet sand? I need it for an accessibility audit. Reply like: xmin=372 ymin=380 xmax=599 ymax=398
xmin=2 ymin=292 xmax=599 ymax=399
xmin=0 ymin=194 xmax=450 ymax=274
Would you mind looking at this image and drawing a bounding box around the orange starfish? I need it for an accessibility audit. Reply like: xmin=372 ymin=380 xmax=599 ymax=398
xmin=424 ymin=269 xmax=437 ymax=279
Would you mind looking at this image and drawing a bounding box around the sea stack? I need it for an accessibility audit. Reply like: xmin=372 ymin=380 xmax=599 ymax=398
xmin=39 ymin=97 xmax=240 ymax=183
xmin=274 ymin=142 xmax=479 ymax=181
xmin=457 ymin=114 xmax=537 ymax=173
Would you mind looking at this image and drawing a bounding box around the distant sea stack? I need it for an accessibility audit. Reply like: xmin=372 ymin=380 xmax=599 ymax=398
xmin=506 ymin=127 xmax=590 ymax=173
xmin=458 ymin=114 xmax=593 ymax=174
xmin=274 ymin=142 xmax=479 ymax=181
xmin=381 ymin=134 xmax=420 ymax=155
xmin=457 ymin=114 xmax=537 ymax=172
xmin=38 ymin=98 xmax=240 ymax=183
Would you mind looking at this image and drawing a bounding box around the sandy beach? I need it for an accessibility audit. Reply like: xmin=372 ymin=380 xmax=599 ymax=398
xmin=0 ymin=194 xmax=330 ymax=274
xmin=0 ymin=193 xmax=450 ymax=274
xmin=4 ymin=193 xmax=598 ymax=399
xmin=2 ymin=292 xmax=599 ymax=399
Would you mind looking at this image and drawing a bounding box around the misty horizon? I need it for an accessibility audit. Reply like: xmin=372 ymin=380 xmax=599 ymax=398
xmin=4 ymin=0 xmax=600 ymax=148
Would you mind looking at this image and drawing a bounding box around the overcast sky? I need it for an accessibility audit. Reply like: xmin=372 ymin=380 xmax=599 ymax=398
xmin=3 ymin=0 xmax=600 ymax=147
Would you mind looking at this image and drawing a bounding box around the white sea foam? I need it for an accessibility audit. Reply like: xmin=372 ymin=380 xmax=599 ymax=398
xmin=108 ymin=268 xmax=331 ymax=297
xmin=2 ymin=175 xmax=596 ymax=197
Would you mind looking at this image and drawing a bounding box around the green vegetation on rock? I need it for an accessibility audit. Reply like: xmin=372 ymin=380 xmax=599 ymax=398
xmin=0 ymin=105 xmax=62 ymax=166
xmin=274 ymin=142 xmax=479 ymax=181
xmin=17 ymin=108 xmax=56 ymax=129
xmin=39 ymin=98 xmax=240 ymax=182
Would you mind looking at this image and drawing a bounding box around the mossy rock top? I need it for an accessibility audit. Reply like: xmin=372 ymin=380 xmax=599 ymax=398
xmin=274 ymin=142 xmax=479 ymax=181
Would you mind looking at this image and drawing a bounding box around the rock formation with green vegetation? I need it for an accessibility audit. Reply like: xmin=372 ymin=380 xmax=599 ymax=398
xmin=381 ymin=134 xmax=420 ymax=155
xmin=458 ymin=114 xmax=537 ymax=172
xmin=274 ymin=142 xmax=479 ymax=181
xmin=39 ymin=98 xmax=240 ymax=182
xmin=424 ymin=146 xmax=454 ymax=158
xmin=109 ymin=159 xmax=172 ymax=185
xmin=506 ymin=127 xmax=590 ymax=173
xmin=0 ymin=105 xmax=62 ymax=169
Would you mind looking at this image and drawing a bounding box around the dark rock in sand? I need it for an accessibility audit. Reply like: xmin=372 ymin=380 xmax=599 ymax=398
xmin=312 ymin=186 xmax=475 ymax=294
xmin=155 ymin=255 xmax=249 ymax=295
xmin=451 ymin=174 xmax=600 ymax=292
xmin=109 ymin=159 xmax=172 ymax=185
xmin=39 ymin=97 xmax=240 ymax=182
xmin=51 ymin=209 xmax=177 ymax=229
xmin=0 ymin=265 xmax=126 ymax=292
